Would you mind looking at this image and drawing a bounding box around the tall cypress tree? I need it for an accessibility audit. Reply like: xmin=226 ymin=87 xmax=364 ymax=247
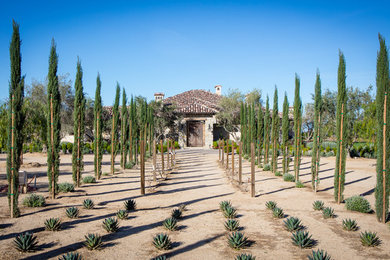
xmin=257 ymin=104 xmax=264 ymax=165
xmin=128 ymin=96 xmax=134 ymax=163
xmin=72 ymin=59 xmax=85 ymax=187
xmin=111 ymin=85 xmax=120 ymax=175
xmin=120 ymin=89 xmax=128 ymax=169
xmin=293 ymin=74 xmax=302 ymax=182
xmin=282 ymin=93 xmax=289 ymax=174
xmin=94 ymin=73 xmax=103 ymax=180
xmin=335 ymin=51 xmax=347 ymax=203
xmin=7 ymin=20 xmax=24 ymax=217
xmin=240 ymin=101 xmax=244 ymax=147
xmin=264 ymin=96 xmax=270 ymax=164
xmin=250 ymin=103 xmax=256 ymax=143
xmin=311 ymin=71 xmax=322 ymax=192
xmin=47 ymin=39 xmax=61 ymax=199
xmin=375 ymin=34 xmax=390 ymax=223
xmin=271 ymin=87 xmax=279 ymax=173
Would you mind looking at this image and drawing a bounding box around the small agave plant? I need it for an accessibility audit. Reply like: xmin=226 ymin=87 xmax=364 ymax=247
xmin=83 ymin=199 xmax=94 ymax=209
xmin=283 ymin=217 xmax=302 ymax=232
xmin=220 ymin=201 xmax=232 ymax=212
xmin=322 ymin=207 xmax=335 ymax=219
xmin=66 ymin=207 xmax=79 ymax=219
xmin=151 ymin=256 xmax=167 ymax=260
xmin=223 ymin=206 xmax=237 ymax=219
xmin=13 ymin=232 xmax=38 ymax=252
xmin=102 ymin=217 xmax=119 ymax=233
xmin=224 ymin=219 xmax=240 ymax=231
xmin=178 ymin=204 xmax=187 ymax=212
xmin=360 ymin=231 xmax=380 ymax=247
xmin=153 ymin=233 xmax=172 ymax=250
xmin=265 ymin=201 xmax=277 ymax=210
xmin=272 ymin=207 xmax=284 ymax=218
xmin=116 ymin=209 xmax=128 ymax=220
xmin=342 ymin=219 xmax=358 ymax=231
xmin=84 ymin=233 xmax=102 ymax=250
xmin=163 ymin=217 xmax=178 ymax=231
xmin=59 ymin=252 xmax=83 ymax=260
xmin=124 ymin=199 xmax=136 ymax=211
xmin=44 ymin=217 xmax=62 ymax=231
xmin=313 ymin=200 xmax=324 ymax=211
xmin=228 ymin=232 xmax=248 ymax=250
xmin=171 ymin=208 xmax=182 ymax=219
xmin=235 ymin=253 xmax=256 ymax=260
xmin=307 ymin=249 xmax=331 ymax=260
xmin=291 ymin=230 xmax=315 ymax=248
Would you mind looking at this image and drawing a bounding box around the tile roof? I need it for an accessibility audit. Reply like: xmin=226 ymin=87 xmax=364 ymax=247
xmin=164 ymin=89 xmax=222 ymax=115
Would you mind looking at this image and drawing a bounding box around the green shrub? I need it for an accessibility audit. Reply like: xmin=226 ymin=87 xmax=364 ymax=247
xmin=116 ymin=209 xmax=128 ymax=220
xmin=102 ymin=217 xmax=119 ymax=232
xmin=235 ymin=254 xmax=255 ymax=260
xmin=125 ymin=161 xmax=135 ymax=169
xmin=265 ymin=201 xmax=277 ymax=210
xmin=61 ymin=143 xmax=67 ymax=154
xmin=283 ymin=217 xmax=302 ymax=232
xmin=67 ymin=143 xmax=73 ymax=153
xmin=360 ymin=231 xmax=380 ymax=247
xmin=283 ymin=173 xmax=295 ymax=182
xmin=84 ymin=233 xmax=102 ymax=250
xmin=13 ymin=232 xmax=38 ymax=252
xmin=312 ymin=200 xmax=324 ymax=211
xmin=163 ymin=217 xmax=178 ymax=231
xmin=59 ymin=252 xmax=82 ymax=260
xmin=342 ymin=219 xmax=358 ymax=231
xmin=82 ymin=176 xmax=96 ymax=184
xmin=153 ymin=233 xmax=171 ymax=250
xmin=174 ymin=141 xmax=180 ymax=149
xmin=58 ymin=182 xmax=75 ymax=193
xmin=291 ymin=230 xmax=315 ymax=248
xmin=23 ymin=194 xmax=46 ymax=207
xmin=224 ymin=219 xmax=240 ymax=231
xmin=83 ymin=199 xmax=94 ymax=209
xmin=274 ymin=171 xmax=282 ymax=177
xmin=272 ymin=207 xmax=284 ymax=218
xmin=322 ymin=207 xmax=335 ymax=219
xmin=345 ymin=196 xmax=371 ymax=213
xmin=66 ymin=207 xmax=79 ymax=218
xmin=44 ymin=218 xmax=61 ymax=231
xmin=307 ymin=249 xmax=331 ymax=260
xmin=263 ymin=164 xmax=271 ymax=171
xmin=227 ymin=232 xmax=248 ymax=250
xmin=295 ymin=181 xmax=304 ymax=188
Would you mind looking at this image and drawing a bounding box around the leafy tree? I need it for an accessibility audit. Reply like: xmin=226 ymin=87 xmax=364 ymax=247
xmin=111 ymin=85 xmax=120 ymax=174
xmin=72 ymin=59 xmax=85 ymax=187
xmin=375 ymin=34 xmax=390 ymax=223
xmin=7 ymin=20 xmax=25 ymax=217
xmin=263 ymin=96 xmax=270 ymax=164
xmin=120 ymin=89 xmax=128 ymax=169
xmin=335 ymin=51 xmax=347 ymax=203
xmin=47 ymin=40 xmax=61 ymax=199
xmin=294 ymin=74 xmax=302 ymax=181
xmin=311 ymin=71 xmax=322 ymax=192
xmin=271 ymin=87 xmax=279 ymax=173
xmin=94 ymin=74 xmax=103 ymax=180
xmin=282 ymin=93 xmax=289 ymax=174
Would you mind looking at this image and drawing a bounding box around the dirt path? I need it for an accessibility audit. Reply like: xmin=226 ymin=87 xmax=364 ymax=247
xmin=0 ymin=148 xmax=389 ymax=259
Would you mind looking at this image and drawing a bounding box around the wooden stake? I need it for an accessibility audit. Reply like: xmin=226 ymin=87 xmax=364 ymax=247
xmin=140 ymin=139 xmax=145 ymax=195
xmin=337 ymin=104 xmax=344 ymax=204
xmin=251 ymin=142 xmax=255 ymax=197
xmin=170 ymin=140 xmax=173 ymax=167
xmin=383 ymin=92 xmax=387 ymax=223
xmin=218 ymin=139 xmax=221 ymax=161
xmin=50 ymin=95 xmax=55 ymax=199
xmin=111 ymin=116 xmax=115 ymax=175
xmin=315 ymin=113 xmax=321 ymax=193
xmin=77 ymin=105 xmax=81 ymax=186
xmin=257 ymin=140 xmax=261 ymax=168
xmin=239 ymin=141 xmax=242 ymax=185
xmin=226 ymin=141 xmax=229 ymax=170
xmin=232 ymin=142 xmax=235 ymax=178
xmin=161 ymin=139 xmax=164 ymax=175
xmin=167 ymin=139 xmax=170 ymax=169
xmin=221 ymin=141 xmax=224 ymax=166
xmin=153 ymin=139 xmax=156 ymax=182
xmin=129 ymin=120 xmax=132 ymax=163
xmin=10 ymin=94 xmax=14 ymax=218
xmin=295 ymin=118 xmax=300 ymax=181
xmin=96 ymin=111 xmax=100 ymax=179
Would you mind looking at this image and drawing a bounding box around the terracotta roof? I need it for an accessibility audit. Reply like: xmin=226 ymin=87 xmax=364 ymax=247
xmin=164 ymin=89 xmax=222 ymax=115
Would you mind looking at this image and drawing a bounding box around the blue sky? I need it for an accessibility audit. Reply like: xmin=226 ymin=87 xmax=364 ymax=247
xmin=1 ymin=0 xmax=389 ymax=107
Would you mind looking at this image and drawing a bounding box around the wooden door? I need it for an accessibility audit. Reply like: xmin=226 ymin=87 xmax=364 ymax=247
xmin=187 ymin=121 xmax=204 ymax=147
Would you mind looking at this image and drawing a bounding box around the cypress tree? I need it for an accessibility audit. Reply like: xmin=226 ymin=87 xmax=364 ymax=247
xmin=72 ymin=59 xmax=85 ymax=187
xmin=293 ymin=74 xmax=302 ymax=182
xmin=47 ymin=39 xmax=61 ymax=199
xmin=243 ymin=103 xmax=248 ymax=154
xmin=247 ymin=103 xmax=251 ymax=154
xmin=240 ymin=101 xmax=244 ymax=147
xmin=257 ymin=104 xmax=264 ymax=165
xmin=120 ymin=89 xmax=128 ymax=169
xmin=128 ymin=96 xmax=134 ymax=163
xmin=94 ymin=73 xmax=103 ymax=180
xmin=110 ymin=85 xmax=120 ymax=175
xmin=7 ymin=20 xmax=25 ymax=217
xmin=311 ymin=71 xmax=322 ymax=192
xmin=282 ymin=93 xmax=289 ymax=174
xmin=335 ymin=51 xmax=347 ymax=203
xmin=375 ymin=34 xmax=390 ymax=222
xmin=264 ymin=96 xmax=270 ymax=164
xmin=271 ymin=87 xmax=279 ymax=173
xmin=251 ymin=103 xmax=256 ymax=145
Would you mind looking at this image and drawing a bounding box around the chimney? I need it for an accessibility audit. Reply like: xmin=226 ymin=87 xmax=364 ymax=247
xmin=215 ymin=85 xmax=222 ymax=96
xmin=154 ymin=92 xmax=165 ymax=102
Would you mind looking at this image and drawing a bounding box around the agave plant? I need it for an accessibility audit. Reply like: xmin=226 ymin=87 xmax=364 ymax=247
xmin=124 ymin=199 xmax=136 ymax=211
xmin=102 ymin=217 xmax=119 ymax=233
xmin=116 ymin=209 xmax=128 ymax=220
xmin=272 ymin=207 xmax=284 ymax=218
xmin=291 ymin=230 xmax=315 ymax=248
xmin=283 ymin=217 xmax=302 ymax=232
xmin=227 ymin=232 xmax=248 ymax=250
xmin=178 ymin=204 xmax=187 ymax=212
xmin=220 ymin=201 xmax=232 ymax=212
xmin=223 ymin=206 xmax=237 ymax=219
xmin=59 ymin=252 xmax=83 ymax=260
xmin=307 ymin=249 xmax=331 ymax=260
xmin=163 ymin=217 xmax=178 ymax=231
xmin=44 ymin=217 xmax=62 ymax=231
xmin=235 ymin=253 xmax=256 ymax=260
xmin=150 ymin=256 xmax=167 ymax=260
xmin=312 ymin=200 xmax=324 ymax=211
xmin=322 ymin=207 xmax=335 ymax=219
xmin=360 ymin=231 xmax=380 ymax=247
xmin=13 ymin=232 xmax=38 ymax=252
xmin=342 ymin=219 xmax=358 ymax=231
xmin=66 ymin=207 xmax=79 ymax=219
xmin=83 ymin=199 xmax=94 ymax=209
xmin=153 ymin=233 xmax=172 ymax=250
xmin=224 ymin=219 xmax=240 ymax=231
xmin=265 ymin=201 xmax=277 ymax=210
xmin=84 ymin=233 xmax=102 ymax=250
